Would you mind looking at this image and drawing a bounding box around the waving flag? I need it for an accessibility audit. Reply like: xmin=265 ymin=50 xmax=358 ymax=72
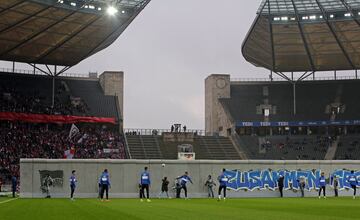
xmin=68 ymin=124 xmax=79 ymax=139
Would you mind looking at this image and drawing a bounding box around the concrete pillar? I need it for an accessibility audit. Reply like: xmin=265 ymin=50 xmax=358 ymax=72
xmin=205 ymin=74 xmax=231 ymax=136
xmin=99 ymin=71 xmax=124 ymax=120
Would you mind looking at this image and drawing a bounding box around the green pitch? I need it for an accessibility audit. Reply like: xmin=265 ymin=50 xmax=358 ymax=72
xmin=0 ymin=197 xmax=359 ymax=220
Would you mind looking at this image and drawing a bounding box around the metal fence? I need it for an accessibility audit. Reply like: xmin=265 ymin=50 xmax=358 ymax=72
xmin=124 ymin=128 xmax=205 ymax=136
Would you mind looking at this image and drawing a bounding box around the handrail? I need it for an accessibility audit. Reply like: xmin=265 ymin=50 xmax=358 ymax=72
xmin=123 ymin=132 xmax=132 ymax=159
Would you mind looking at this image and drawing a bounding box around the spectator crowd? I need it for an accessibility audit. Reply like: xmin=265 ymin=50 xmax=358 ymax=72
xmin=0 ymin=83 xmax=88 ymax=116
xmin=0 ymin=122 xmax=126 ymax=184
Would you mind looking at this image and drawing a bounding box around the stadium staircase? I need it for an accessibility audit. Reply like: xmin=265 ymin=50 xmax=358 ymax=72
xmin=195 ymin=136 xmax=241 ymax=160
xmin=126 ymin=134 xmax=242 ymax=160
xmin=324 ymin=136 xmax=339 ymax=160
xmin=126 ymin=135 xmax=163 ymax=159
xmin=229 ymin=133 xmax=248 ymax=159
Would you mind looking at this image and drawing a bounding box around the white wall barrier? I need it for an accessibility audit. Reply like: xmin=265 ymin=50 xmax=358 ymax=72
xmin=20 ymin=159 xmax=360 ymax=198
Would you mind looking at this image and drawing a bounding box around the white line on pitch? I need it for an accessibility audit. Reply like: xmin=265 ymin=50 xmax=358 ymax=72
xmin=0 ymin=198 xmax=18 ymax=204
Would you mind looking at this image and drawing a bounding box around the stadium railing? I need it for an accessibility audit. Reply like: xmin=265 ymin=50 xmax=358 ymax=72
xmin=124 ymin=128 xmax=205 ymax=136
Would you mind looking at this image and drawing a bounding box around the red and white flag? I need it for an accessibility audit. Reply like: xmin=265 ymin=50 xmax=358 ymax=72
xmin=64 ymin=148 xmax=75 ymax=159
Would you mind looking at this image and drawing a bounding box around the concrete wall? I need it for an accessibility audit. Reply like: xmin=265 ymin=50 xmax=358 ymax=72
xmin=99 ymin=71 xmax=124 ymax=119
xmin=20 ymin=159 xmax=360 ymax=198
xmin=205 ymin=74 xmax=232 ymax=136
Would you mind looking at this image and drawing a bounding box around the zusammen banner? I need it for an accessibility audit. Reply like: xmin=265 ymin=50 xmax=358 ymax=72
xmin=223 ymin=169 xmax=360 ymax=191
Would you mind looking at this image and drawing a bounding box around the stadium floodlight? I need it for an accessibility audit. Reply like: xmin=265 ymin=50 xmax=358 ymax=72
xmin=107 ymin=6 xmax=118 ymax=15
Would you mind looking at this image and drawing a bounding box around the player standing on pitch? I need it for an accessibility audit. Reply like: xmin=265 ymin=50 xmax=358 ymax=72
xmin=318 ymin=172 xmax=326 ymax=199
xmin=176 ymin=171 xmax=193 ymax=199
xmin=205 ymin=175 xmax=216 ymax=198
xmin=158 ymin=177 xmax=170 ymax=199
xmin=277 ymin=175 xmax=284 ymax=198
xmin=99 ymin=169 xmax=111 ymax=201
xmin=217 ymin=168 xmax=228 ymax=201
xmin=140 ymin=167 xmax=151 ymax=202
xmin=348 ymin=170 xmax=358 ymax=199
xmin=69 ymin=170 xmax=77 ymax=201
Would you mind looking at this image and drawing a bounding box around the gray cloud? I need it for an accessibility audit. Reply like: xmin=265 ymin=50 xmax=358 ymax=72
xmin=2 ymin=0 xmax=267 ymax=129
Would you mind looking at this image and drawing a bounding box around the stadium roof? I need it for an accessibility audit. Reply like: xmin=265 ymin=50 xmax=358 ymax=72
xmin=242 ymin=0 xmax=360 ymax=72
xmin=0 ymin=0 xmax=150 ymax=67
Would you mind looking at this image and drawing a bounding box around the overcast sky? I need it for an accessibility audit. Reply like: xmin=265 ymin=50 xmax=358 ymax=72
xmin=2 ymin=0 xmax=268 ymax=129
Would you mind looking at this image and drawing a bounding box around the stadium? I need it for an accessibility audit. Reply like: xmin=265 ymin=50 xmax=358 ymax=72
xmin=1 ymin=0 xmax=360 ymax=219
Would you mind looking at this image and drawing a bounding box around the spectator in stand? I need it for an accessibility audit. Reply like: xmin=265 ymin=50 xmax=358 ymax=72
xmin=0 ymin=122 xmax=126 ymax=184
xmin=0 ymin=84 xmax=88 ymax=116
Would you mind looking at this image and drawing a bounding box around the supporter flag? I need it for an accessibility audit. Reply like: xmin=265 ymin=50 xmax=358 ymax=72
xmin=68 ymin=124 xmax=79 ymax=139
xmin=64 ymin=148 xmax=75 ymax=159
xmin=77 ymin=133 xmax=88 ymax=143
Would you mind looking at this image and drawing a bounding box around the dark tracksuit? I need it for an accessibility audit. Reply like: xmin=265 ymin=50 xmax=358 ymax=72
xmin=278 ymin=176 xmax=284 ymax=197
xmin=11 ymin=176 xmax=17 ymax=198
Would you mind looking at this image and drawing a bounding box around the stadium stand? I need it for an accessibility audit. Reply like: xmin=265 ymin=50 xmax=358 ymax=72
xmin=0 ymin=121 xmax=125 ymax=184
xmin=206 ymin=76 xmax=360 ymax=160
xmin=221 ymin=80 xmax=360 ymax=123
xmin=335 ymin=135 xmax=360 ymax=160
xmin=0 ymin=71 xmax=125 ymax=186
xmin=0 ymin=72 xmax=119 ymax=119
xmin=126 ymin=133 xmax=242 ymax=160
xmin=235 ymin=135 xmax=333 ymax=160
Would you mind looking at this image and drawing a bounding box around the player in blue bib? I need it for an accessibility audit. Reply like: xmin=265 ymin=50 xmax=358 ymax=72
xmin=218 ymin=168 xmax=229 ymax=201
xmin=140 ymin=167 xmax=151 ymax=202
xmin=348 ymin=170 xmax=358 ymax=199
xmin=318 ymin=172 xmax=326 ymax=199
xmin=176 ymin=171 xmax=193 ymax=199
xmin=99 ymin=169 xmax=111 ymax=201
xmin=69 ymin=170 xmax=77 ymax=201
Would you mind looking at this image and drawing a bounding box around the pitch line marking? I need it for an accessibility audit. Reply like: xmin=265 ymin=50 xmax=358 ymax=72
xmin=0 ymin=198 xmax=18 ymax=204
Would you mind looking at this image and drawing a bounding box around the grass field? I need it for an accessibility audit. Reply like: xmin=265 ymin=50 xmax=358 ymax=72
xmin=0 ymin=197 xmax=359 ymax=220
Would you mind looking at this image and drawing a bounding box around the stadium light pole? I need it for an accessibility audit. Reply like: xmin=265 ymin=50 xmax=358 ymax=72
xmin=107 ymin=6 xmax=118 ymax=16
